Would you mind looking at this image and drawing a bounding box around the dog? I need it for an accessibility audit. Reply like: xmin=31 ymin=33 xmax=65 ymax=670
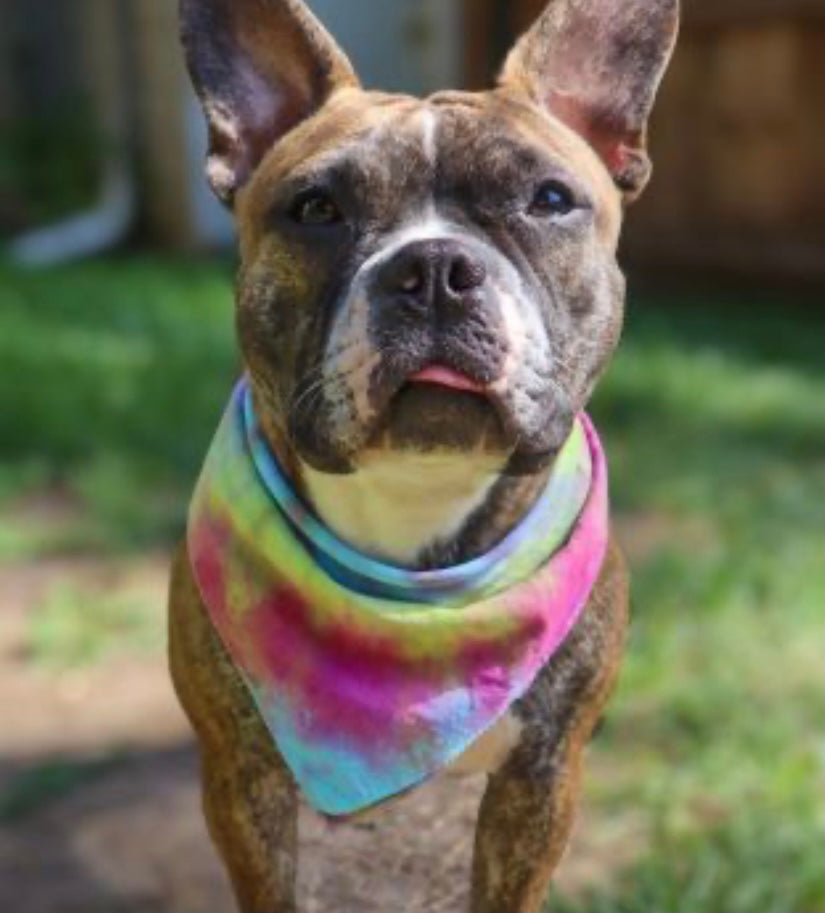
xmin=168 ymin=1 xmax=679 ymax=910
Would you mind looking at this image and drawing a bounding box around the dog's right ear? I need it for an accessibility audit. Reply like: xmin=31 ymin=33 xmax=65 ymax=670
xmin=180 ymin=0 xmax=359 ymax=205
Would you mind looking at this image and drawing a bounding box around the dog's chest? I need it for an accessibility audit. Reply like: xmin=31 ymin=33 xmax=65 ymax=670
xmin=303 ymin=450 xmax=503 ymax=565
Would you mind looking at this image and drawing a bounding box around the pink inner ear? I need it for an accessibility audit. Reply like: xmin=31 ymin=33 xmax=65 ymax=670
xmin=546 ymin=89 xmax=637 ymax=180
xmin=238 ymin=58 xmax=303 ymax=158
xmin=207 ymin=57 xmax=310 ymax=203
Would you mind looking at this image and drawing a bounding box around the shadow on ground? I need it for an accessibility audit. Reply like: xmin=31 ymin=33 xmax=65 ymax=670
xmin=0 ymin=738 xmax=493 ymax=913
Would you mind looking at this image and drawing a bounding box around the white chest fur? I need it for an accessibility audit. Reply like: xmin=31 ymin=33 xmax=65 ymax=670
xmin=302 ymin=450 xmax=504 ymax=566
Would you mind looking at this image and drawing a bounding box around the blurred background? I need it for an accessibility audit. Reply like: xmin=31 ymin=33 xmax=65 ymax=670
xmin=0 ymin=1 xmax=822 ymax=911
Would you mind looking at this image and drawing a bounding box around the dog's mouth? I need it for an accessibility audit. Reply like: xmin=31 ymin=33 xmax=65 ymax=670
xmin=367 ymin=362 xmax=509 ymax=454
xmin=406 ymin=364 xmax=489 ymax=396
xmin=288 ymin=351 xmax=567 ymax=474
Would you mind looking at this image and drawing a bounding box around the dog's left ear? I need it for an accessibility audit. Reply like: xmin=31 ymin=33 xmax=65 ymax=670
xmin=501 ymin=0 xmax=679 ymax=200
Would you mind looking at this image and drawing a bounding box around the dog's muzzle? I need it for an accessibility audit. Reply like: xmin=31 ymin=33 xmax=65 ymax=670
xmin=369 ymin=237 xmax=509 ymax=390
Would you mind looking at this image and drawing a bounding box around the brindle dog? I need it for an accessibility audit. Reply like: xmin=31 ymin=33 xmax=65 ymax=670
xmin=168 ymin=1 xmax=679 ymax=910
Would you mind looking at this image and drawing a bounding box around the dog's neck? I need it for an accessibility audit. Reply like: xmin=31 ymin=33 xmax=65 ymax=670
xmin=253 ymin=404 xmax=552 ymax=569
xmin=302 ymin=450 xmax=550 ymax=569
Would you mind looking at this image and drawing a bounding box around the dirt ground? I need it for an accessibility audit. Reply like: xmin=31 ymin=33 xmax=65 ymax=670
xmin=0 ymin=551 xmax=639 ymax=913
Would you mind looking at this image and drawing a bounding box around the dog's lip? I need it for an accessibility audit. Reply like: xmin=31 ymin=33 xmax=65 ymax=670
xmin=407 ymin=365 xmax=488 ymax=395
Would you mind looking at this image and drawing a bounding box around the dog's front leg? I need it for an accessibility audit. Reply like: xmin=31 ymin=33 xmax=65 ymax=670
xmin=470 ymin=737 xmax=586 ymax=913
xmin=470 ymin=542 xmax=629 ymax=913
xmin=201 ymin=740 xmax=298 ymax=913
xmin=169 ymin=548 xmax=299 ymax=912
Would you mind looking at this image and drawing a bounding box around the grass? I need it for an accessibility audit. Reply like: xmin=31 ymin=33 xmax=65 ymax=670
xmin=0 ymin=257 xmax=823 ymax=911
xmin=27 ymin=585 xmax=164 ymax=670
xmin=0 ymin=256 xmax=237 ymax=551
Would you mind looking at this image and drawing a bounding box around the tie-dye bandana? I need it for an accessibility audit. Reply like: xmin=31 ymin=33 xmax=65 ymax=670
xmin=187 ymin=380 xmax=609 ymax=816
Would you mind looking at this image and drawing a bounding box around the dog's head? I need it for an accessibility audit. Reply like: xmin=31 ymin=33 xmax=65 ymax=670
xmin=182 ymin=0 xmax=678 ymax=476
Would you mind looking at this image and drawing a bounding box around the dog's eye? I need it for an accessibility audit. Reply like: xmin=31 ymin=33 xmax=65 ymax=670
xmin=529 ymin=180 xmax=577 ymax=217
xmin=290 ymin=190 xmax=343 ymax=226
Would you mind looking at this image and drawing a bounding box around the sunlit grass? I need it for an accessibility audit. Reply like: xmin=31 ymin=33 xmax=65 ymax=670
xmin=0 ymin=257 xmax=237 ymax=551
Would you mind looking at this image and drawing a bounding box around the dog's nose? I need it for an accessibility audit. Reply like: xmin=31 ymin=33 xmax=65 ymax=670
xmin=378 ymin=239 xmax=488 ymax=314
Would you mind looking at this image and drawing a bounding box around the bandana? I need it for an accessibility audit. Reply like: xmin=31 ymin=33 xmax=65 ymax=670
xmin=187 ymin=380 xmax=609 ymax=816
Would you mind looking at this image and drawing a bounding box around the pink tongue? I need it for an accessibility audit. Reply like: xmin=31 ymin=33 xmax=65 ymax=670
xmin=408 ymin=365 xmax=486 ymax=394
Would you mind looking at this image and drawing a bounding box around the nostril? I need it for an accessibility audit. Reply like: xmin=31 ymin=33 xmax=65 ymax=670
xmin=398 ymin=266 xmax=424 ymax=294
xmin=448 ymin=255 xmax=487 ymax=294
xmin=381 ymin=253 xmax=426 ymax=297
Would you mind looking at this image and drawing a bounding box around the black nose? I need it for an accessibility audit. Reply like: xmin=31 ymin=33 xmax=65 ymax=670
xmin=378 ymin=239 xmax=488 ymax=314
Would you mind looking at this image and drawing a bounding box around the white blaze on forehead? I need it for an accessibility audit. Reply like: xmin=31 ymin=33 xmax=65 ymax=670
xmin=418 ymin=107 xmax=439 ymax=165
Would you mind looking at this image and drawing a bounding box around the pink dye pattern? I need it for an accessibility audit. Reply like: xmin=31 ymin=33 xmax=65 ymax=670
xmin=248 ymin=589 xmax=424 ymax=750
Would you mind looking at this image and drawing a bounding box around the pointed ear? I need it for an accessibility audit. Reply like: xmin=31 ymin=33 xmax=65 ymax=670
xmin=180 ymin=0 xmax=359 ymax=205
xmin=500 ymin=0 xmax=679 ymax=200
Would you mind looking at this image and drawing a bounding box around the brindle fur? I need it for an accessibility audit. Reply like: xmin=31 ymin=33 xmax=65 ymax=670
xmin=170 ymin=1 xmax=678 ymax=910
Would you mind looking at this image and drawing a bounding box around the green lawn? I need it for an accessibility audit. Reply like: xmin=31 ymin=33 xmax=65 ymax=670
xmin=0 ymin=258 xmax=822 ymax=912
xmin=0 ymin=257 xmax=238 ymax=552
